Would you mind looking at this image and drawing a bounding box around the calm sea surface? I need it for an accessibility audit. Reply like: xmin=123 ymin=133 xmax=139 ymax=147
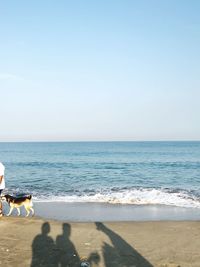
xmin=0 ymin=141 xmax=200 ymax=208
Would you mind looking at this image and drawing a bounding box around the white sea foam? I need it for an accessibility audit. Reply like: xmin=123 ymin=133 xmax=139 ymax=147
xmin=33 ymin=188 xmax=200 ymax=209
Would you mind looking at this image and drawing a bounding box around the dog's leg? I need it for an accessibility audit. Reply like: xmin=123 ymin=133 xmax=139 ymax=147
xmin=30 ymin=207 xmax=34 ymax=216
xmin=25 ymin=207 xmax=30 ymax=217
xmin=17 ymin=208 xmax=20 ymax=216
xmin=7 ymin=207 xmax=13 ymax=216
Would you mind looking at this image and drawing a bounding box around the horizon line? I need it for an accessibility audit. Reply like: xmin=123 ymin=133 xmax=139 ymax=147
xmin=0 ymin=140 xmax=200 ymax=143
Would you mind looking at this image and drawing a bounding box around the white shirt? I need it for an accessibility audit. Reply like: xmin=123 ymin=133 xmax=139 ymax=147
xmin=0 ymin=162 xmax=5 ymax=189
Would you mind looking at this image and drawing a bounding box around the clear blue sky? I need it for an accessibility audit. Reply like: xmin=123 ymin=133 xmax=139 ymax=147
xmin=0 ymin=0 xmax=199 ymax=141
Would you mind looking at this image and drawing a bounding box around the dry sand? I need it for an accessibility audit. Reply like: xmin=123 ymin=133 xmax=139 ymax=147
xmin=0 ymin=217 xmax=199 ymax=267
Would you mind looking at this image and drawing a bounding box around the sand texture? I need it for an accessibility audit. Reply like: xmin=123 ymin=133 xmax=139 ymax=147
xmin=0 ymin=217 xmax=199 ymax=267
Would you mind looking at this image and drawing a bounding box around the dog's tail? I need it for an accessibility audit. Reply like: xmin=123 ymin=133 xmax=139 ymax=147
xmin=27 ymin=195 xmax=32 ymax=200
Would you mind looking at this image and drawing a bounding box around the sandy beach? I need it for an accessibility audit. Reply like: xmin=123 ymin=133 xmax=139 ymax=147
xmin=0 ymin=216 xmax=199 ymax=267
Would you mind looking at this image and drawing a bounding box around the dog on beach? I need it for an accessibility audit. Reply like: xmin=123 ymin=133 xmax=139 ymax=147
xmin=1 ymin=194 xmax=34 ymax=217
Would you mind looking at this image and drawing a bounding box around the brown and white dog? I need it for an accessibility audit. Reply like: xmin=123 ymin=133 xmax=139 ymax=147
xmin=1 ymin=194 xmax=34 ymax=217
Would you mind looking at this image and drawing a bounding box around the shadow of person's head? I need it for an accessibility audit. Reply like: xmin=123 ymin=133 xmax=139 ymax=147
xmin=41 ymin=222 xmax=50 ymax=236
xmin=62 ymin=223 xmax=71 ymax=237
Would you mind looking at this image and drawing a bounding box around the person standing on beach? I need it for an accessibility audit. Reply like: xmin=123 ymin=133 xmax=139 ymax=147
xmin=0 ymin=162 xmax=5 ymax=217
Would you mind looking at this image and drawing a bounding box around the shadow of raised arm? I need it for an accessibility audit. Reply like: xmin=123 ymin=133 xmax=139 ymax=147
xmin=95 ymin=222 xmax=153 ymax=267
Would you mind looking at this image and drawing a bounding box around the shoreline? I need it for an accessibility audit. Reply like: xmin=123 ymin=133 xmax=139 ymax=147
xmin=0 ymin=217 xmax=200 ymax=266
xmin=31 ymin=202 xmax=200 ymax=222
xmin=3 ymin=201 xmax=200 ymax=222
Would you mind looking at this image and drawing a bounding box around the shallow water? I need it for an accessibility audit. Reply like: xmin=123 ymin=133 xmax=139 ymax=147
xmin=0 ymin=141 xmax=200 ymax=208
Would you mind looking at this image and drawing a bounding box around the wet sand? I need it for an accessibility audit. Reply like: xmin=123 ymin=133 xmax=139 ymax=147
xmin=34 ymin=202 xmax=200 ymax=222
xmin=0 ymin=216 xmax=199 ymax=267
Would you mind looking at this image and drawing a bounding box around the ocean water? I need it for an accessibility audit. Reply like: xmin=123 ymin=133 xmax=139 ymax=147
xmin=0 ymin=141 xmax=200 ymax=208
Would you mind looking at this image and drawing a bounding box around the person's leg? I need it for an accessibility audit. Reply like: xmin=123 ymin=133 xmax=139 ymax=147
xmin=0 ymin=190 xmax=3 ymax=216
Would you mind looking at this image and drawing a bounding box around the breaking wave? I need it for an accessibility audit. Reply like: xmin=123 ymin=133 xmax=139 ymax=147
xmin=31 ymin=188 xmax=200 ymax=209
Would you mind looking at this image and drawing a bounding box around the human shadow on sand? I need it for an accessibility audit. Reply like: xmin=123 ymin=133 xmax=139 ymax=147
xmin=31 ymin=222 xmax=100 ymax=267
xmin=56 ymin=223 xmax=100 ymax=267
xmin=31 ymin=222 xmax=58 ymax=267
xmin=95 ymin=222 xmax=153 ymax=267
